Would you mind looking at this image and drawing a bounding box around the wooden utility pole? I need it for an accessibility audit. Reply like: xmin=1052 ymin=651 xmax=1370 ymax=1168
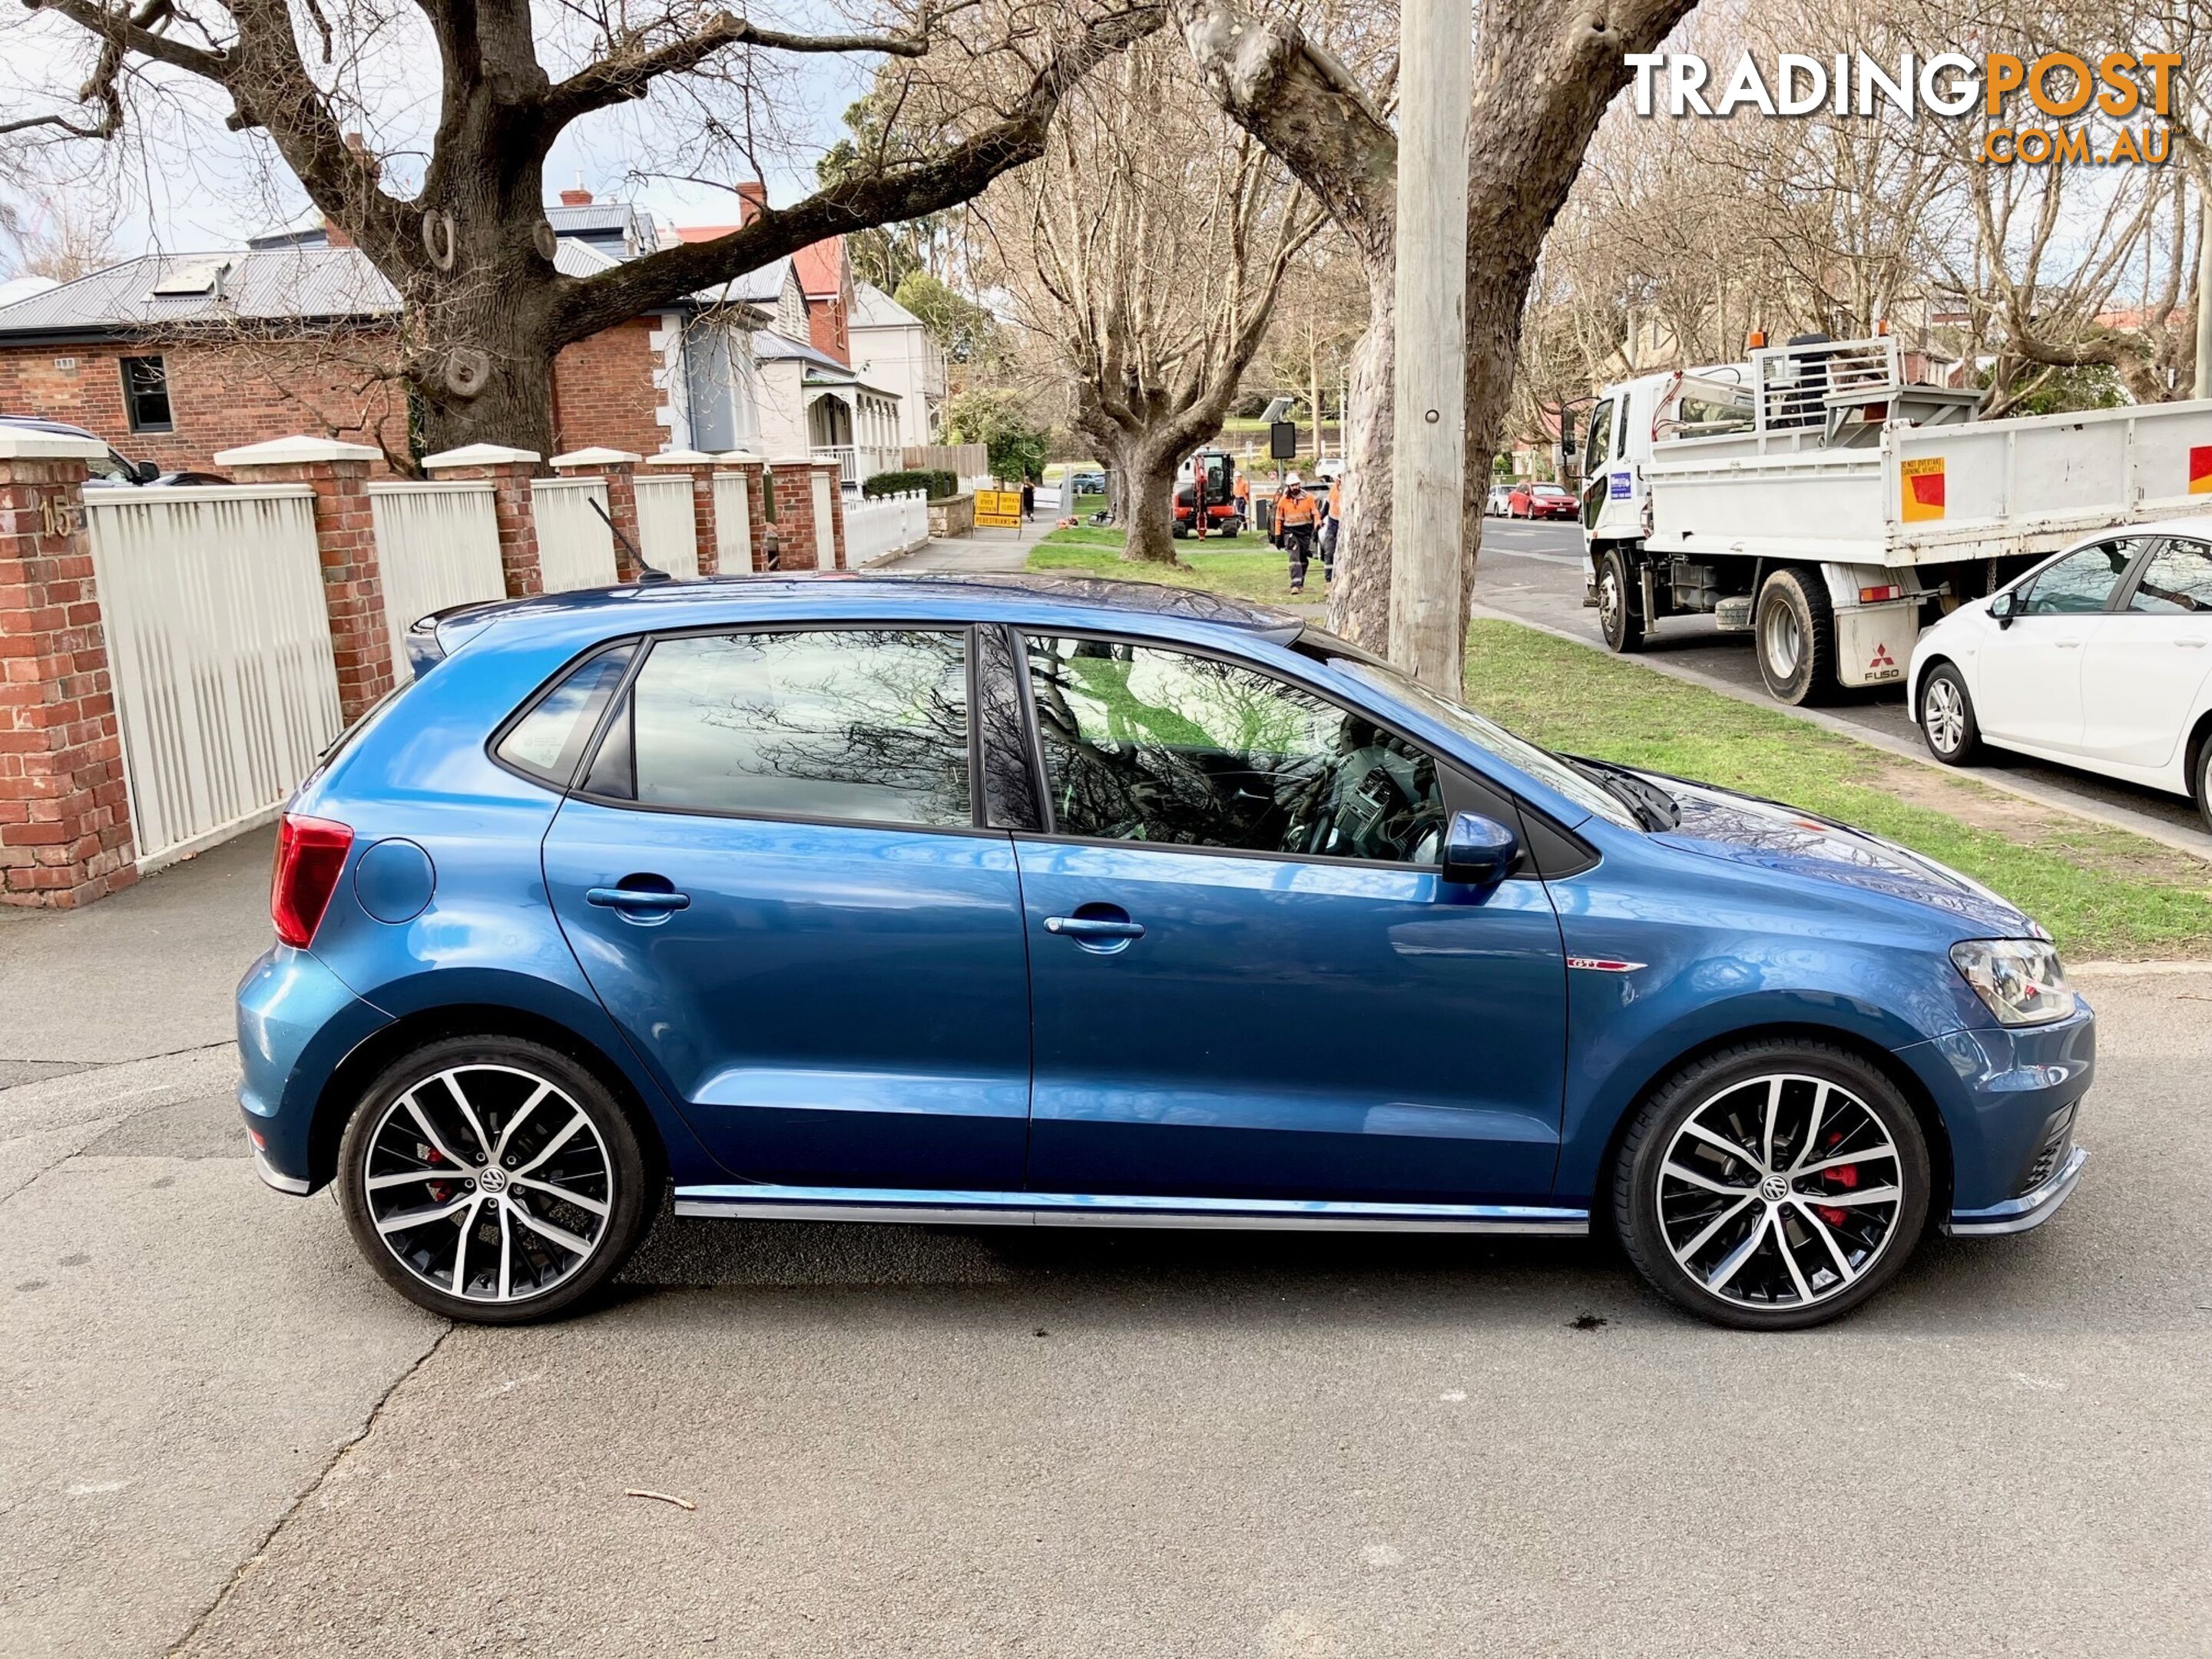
xmin=1388 ymin=0 xmax=1470 ymax=694
xmin=2196 ymin=179 xmax=2211 ymax=399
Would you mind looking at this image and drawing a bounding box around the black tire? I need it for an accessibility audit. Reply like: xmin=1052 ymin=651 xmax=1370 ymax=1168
xmin=1755 ymin=566 xmax=1839 ymax=706
xmin=337 ymin=1035 xmax=654 ymax=1325
xmin=1597 ymin=544 xmax=1646 ymax=654
xmin=1613 ymin=1039 xmax=1932 ymax=1332
xmin=2193 ymin=730 xmax=2212 ymax=835
xmin=1917 ymin=661 xmax=1982 ymax=766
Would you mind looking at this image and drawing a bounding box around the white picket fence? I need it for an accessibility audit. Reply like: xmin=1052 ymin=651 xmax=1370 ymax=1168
xmin=530 ymin=477 xmax=620 ymax=592
xmin=368 ymin=480 xmax=508 ymax=681
xmin=712 ymin=472 xmax=755 ymax=574
xmin=843 ymin=491 xmax=931 ymax=565
xmin=633 ymin=475 xmax=700 ymax=578
xmin=84 ymin=486 xmax=344 ymax=869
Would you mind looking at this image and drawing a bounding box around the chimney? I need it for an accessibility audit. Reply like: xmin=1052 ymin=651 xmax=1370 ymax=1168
xmin=736 ymin=180 xmax=769 ymax=226
xmin=560 ymin=172 xmax=594 ymax=207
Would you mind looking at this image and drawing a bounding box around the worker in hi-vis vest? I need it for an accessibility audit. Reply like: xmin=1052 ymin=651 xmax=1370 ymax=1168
xmin=1273 ymin=473 xmax=1322 ymax=594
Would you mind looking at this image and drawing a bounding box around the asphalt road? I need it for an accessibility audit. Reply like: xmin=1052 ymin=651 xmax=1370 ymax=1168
xmin=1471 ymin=518 xmax=2212 ymax=846
xmin=3 ymin=828 xmax=2210 ymax=1656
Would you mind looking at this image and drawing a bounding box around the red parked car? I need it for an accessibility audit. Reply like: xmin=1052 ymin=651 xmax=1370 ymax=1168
xmin=1507 ymin=482 xmax=1578 ymax=521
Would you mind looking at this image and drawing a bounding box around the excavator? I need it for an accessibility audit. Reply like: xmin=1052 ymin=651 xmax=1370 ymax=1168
xmin=1171 ymin=449 xmax=1243 ymax=538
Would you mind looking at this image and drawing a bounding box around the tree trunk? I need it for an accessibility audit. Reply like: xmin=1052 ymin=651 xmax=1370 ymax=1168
xmin=411 ymin=292 xmax=564 ymax=459
xmin=1326 ymin=257 xmax=1396 ymax=651
xmin=1118 ymin=442 xmax=1183 ymax=565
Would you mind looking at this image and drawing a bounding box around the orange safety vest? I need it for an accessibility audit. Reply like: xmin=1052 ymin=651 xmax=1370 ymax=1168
xmin=1276 ymin=490 xmax=1318 ymax=528
xmin=1233 ymin=474 xmax=1250 ymax=502
xmin=1328 ymin=477 xmax=1342 ymax=517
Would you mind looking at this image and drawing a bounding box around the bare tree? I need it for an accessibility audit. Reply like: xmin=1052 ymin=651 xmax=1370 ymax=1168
xmin=993 ymin=35 xmax=1320 ymax=563
xmin=1177 ymin=0 xmax=1700 ymax=658
xmin=5 ymin=0 xmax=1166 ymax=454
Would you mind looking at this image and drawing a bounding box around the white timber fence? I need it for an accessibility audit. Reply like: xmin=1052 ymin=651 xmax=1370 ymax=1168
xmin=368 ymin=480 xmax=508 ymax=681
xmin=712 ymin=472 xmax=754 ymax=574
xmin=530 ymin=477 xmax=620 ymax=592
xmin=843 ymin=491 xmax=931 ymax=565
xmin=83 ymin=485 xmax=343 ymax=869
xmin=632 ymin=475 xmax=700 ymax=578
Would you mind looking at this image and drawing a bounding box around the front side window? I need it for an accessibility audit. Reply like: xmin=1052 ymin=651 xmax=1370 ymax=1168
xmin=612 ymin=629 xmax=972 ymax=828
xmin=2126 ymin=540 xmax=2212 ymax=615
xmin=1584 ymin=400 xmax=1614 ymax=473
xmin=120 ymin=355 xmax=172 ymax=432
xmin=2017 ymin=541 xmax=2137 ymax=615
xmin=1023 ymin=635 xmax=1447 ymax=864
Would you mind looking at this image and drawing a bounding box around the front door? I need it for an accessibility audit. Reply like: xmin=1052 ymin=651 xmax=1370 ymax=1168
xmin=1009 ymin=632 xmax=1569 ymax=1204
xmin=2080 ymin=537 xmax=2212 ymax=769
xmin=1977 ymin=538 xmax=2141 ymax=753
xmin=543 ymin=625 xmax=1031 ymax=1190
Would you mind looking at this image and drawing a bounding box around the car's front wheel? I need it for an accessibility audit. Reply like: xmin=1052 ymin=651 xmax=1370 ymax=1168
xmin=1613 ymin=1041 xmax=1932 ymax=1330
xmin=337 ymin=1036 xmax=654 ymax=1323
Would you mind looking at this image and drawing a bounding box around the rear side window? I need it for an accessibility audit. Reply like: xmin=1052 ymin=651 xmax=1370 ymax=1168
xmin=495 ymin=645 xmax=634 ymax=786
xmin=613 ymin=629 xmax=973 ymax=828
xmin=2126 ymin=540 xmax=2212 ymax=614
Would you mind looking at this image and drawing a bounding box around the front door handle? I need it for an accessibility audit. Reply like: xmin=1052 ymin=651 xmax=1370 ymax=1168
xmin=1045 ymin=915 xmax=1145 ymax=941
xmin=2053 ymin=637 xmax=2083 ymax=649
xmin=2176 ymin=637 xmax=2206 ymax=648
xmin=588 ymin=885 xmax=691 ymax=913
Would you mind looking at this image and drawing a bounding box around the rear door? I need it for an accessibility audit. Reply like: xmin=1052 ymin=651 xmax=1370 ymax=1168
xmin=2080 ymin=537 xmax=2212 ymax=769
xmin=1975 ymin=538 xmax=2141 ymax=754
xmin=542 ymin=624 xmax=1032 ymax=1191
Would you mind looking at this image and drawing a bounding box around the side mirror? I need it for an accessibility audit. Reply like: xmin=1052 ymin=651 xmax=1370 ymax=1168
xmin=1441 ymin=811 xmax=1520 ymax=890
xmin=132 ymin=459 xmax=161 ymax=484
xmin=1990 ymin=588 xmax=2017 ymax=628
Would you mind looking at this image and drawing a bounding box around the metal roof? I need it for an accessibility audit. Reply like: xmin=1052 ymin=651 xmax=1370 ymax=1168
xmin=752 ymin=327 xmax=847 ymax=371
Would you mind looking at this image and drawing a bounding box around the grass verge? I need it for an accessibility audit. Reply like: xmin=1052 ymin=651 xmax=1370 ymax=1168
xmin=1026 ymin=534 xmax=2212 ymax=959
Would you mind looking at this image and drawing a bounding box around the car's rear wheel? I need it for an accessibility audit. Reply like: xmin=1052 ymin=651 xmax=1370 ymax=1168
xmin=1614 ymin=1041 xmax=1932 ymax=1330
xmin=337 ymin=1036 xmax=653 ymax=1324
xmin=1919 ymin=662 xmax=1982 ymax=765
xmin=2194 ymin=732 xmax=2212 ymax=834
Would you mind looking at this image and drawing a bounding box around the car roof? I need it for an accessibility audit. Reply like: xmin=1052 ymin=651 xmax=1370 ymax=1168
xmin=436 ymin=571 xmax=1309 ymax=647
xmin=2098 ymin=512 xmax=2212 ymax=543
xmin=0 ymin=413 xmax=104 ymax=442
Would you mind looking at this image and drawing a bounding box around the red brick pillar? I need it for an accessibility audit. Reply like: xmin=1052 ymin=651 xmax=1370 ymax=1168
xmin=768 ymin=457 xmax=823 ymax=571
xmin=551 ymin=447 xmax=642 ymax=581
xmin=422 ymin=443 xmax=543 ymax=598
xmin=0 ymin=429 xmax=137 ymax=908
xmin=214 ymin=436 xmax=394 ymax=724
xmin=646 ymin=450 xmax=721 ymax=577
xmin=717 ymin=452 xmax=770 ymax=573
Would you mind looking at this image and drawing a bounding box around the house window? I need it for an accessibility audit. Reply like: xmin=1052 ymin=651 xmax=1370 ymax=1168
xmin=120 ymin=356 xmax=173 ymax=433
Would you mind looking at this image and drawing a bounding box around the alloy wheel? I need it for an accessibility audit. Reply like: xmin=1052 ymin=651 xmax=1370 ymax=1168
xmin=1656 ymin=1073 xmax=1905 ymax=1311
xmin=360 ymin=1063 xmax=614 ymax=1306
xmin=1923 ymin=678 xmax=1966 ymax=755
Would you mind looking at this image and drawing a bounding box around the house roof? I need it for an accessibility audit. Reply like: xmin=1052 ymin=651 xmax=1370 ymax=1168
xmin=0 ymin=239 xmax=630 ymax=339
xmin=849 ymin=282 xmax=921 ymax=329
xmin=793 ymin=239 xmax=846 ymax=300
xmin=690 ymin=254 xmax=795 ymax=310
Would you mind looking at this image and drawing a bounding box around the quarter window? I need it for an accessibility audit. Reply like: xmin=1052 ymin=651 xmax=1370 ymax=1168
xmin=119 ymin=355 xmax=172 ymax=433
xmin=2017 ymin=541 xmax=2137 ymax=616
xmin=495 ymin=645 xmax=634 ymax=786
xmin=614 ymin=629 xmax=972 ymax=828
xmin=2125 ymin=540 xmax=2212 ymax=614
xmin=1022 ymin=634 xmax=1447 ymax=864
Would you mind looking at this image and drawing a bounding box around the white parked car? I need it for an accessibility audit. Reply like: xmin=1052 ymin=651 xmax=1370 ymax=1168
xmin=1909 ymin=515 xmax=2212 ymax=829
xmin=1485 ymin=484 xmax=1515 ymax=517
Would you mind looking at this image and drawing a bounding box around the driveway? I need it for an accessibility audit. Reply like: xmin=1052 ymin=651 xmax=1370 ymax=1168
xmin=2 ymin=813 xmax=2207 ymax=1655
xmin=1472 ymin=518 xmax=2212 ymax=851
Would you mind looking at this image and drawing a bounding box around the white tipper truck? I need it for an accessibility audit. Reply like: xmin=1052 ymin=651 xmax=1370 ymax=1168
xmin=1575 ymin=333 xmax=2212 ymax=704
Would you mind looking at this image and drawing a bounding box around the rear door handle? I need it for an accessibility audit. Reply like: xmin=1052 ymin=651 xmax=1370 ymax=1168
xmin=588 ymin=886 xmax=690 ymax=912
xmin=1045 ymin=916 xmax=1145 ymax=941
xmin=2177 ymin=637 xmax=2206 ymax=648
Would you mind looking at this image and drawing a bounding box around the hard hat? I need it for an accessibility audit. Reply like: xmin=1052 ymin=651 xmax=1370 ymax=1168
xmin=1286 ymin=472 xmax=1304 ymax=487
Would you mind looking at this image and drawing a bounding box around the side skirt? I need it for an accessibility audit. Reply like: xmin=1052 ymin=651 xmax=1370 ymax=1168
xmin=672 ymin=1184 xmax=1589 ymax=1235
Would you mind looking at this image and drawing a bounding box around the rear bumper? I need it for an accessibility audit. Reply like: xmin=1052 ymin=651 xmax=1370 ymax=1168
xmin=236 ymin=944 xmax=391 ymax=1194
xmin=1945 ymin=1144 xmax=2088 ymax=1236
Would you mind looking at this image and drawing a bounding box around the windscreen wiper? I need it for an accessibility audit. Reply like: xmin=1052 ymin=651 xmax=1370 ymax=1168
xmin=1563 ymin=754 xmax=1681 ymax=832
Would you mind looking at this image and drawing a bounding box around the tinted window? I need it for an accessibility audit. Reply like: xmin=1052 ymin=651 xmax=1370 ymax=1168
xmin=2018 ymin=541 xmax=2137 ymax=615
xmin=2126 ymin=540 xmax=2212 ymax=614
xmin=622 ymin=630 xmax=971 ymax=827
xmin=495 ymin=646 xmax=633 ymax=785
xmin=1024 ymin=635 xmax=1446 ymax=864
xmin=120 ymin=355 xmax=172 ymax=433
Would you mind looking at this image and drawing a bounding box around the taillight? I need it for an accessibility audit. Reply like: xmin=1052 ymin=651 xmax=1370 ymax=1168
xmin=271 ymin=813 xmax=353 ymax=946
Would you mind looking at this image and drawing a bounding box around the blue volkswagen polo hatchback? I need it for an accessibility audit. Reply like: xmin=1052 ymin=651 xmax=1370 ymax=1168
xmin=237 ymin=575 xmax=2093 ymax=1330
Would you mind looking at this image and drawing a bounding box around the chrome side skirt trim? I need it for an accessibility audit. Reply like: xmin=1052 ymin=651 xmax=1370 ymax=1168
xmin=672 ymin=1184 xmax=1589 ymax=1235
xmin=252 ymin=1148 xmax=313 ymax=1196
xmin=1944 ymin=1144 xmax=2088 ymax=1237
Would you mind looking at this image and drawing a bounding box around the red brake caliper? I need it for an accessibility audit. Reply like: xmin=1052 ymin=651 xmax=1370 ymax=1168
xmin=1816 ymin=1131 xmax=1856 ymax=1228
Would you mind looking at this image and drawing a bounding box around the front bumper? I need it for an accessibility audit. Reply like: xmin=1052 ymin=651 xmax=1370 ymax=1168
xmin=1944 ymin=1144 xmax=2089 ymax=1236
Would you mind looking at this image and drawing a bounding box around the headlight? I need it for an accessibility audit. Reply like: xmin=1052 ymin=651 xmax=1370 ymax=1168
xmin=1950 ymin=938 xmax=2077 ymax=1026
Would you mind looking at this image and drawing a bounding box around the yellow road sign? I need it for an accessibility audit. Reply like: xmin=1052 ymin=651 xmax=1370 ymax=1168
xmin=975 ymin=488 xmax=1022 ymax=529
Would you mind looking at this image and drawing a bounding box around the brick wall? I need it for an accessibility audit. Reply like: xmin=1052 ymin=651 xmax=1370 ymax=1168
xmin=0 ymin=335 xmax=411 ymax=477
xmin=550 ymin=320 xmax=664 ymax=458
